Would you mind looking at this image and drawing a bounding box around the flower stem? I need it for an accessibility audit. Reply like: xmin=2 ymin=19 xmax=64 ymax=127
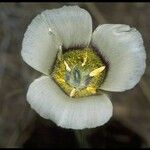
xmin=74 ymin=130 xmax=91 ymax=148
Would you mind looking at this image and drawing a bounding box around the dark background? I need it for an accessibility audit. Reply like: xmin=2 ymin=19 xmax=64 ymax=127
xmin=0 ymin=2 xmax=150 ymax=148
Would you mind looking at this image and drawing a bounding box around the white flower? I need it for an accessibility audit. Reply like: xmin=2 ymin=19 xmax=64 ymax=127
xmin=21 ymin=6 xmax=146 ymax=129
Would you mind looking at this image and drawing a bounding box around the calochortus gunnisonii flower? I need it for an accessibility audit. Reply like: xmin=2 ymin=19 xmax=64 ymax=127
xmin=21 ymin=6 xmax=146 ymax=129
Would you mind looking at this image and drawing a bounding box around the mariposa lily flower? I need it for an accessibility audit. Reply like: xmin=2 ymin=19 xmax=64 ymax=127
xmin=21 ymin=6 xmax=146 ymax=129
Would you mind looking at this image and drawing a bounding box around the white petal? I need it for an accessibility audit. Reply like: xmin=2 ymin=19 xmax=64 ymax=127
xmin=21 ymin=14 xmax=58 ymax=75
xmin=41 ymin=5 xmax=92 ymax=49
xmin=27 ymin=76 xmax=113 ymax=129
xmin=21 ymin=6 xmax=92 ymax=75
xmin=92 ymin=24 xmax=146 ymax=92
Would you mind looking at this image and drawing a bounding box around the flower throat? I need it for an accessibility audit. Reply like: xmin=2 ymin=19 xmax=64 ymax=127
xmin=51 ymin=48 xmax=106 ymax=98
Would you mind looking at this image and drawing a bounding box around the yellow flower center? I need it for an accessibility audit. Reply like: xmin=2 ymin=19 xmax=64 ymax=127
xmin=51 ymin=48 xmax=106 ymax=98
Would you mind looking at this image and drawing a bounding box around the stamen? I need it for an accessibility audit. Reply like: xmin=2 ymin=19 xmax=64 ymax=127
xmin=58 ymin=78 xmax=65 ymax=83
xmin=64 ymin=61 xmax=71 ymax=72
xmin=86 ymin=87 xmax=96 ymax=94
xmin=82 ymin=52 xmax=88 ymax=66
xmin=70 ymin=88 xmax=76 ymax=97
xmin=89 ymin=66 xmax=106 ymax=77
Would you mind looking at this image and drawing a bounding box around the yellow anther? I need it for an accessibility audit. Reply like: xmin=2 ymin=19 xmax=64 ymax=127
xmin=70 ymin=88 xmax=76 ymax=97
xmin=82 ymin=52 xmax=88 ymax=67
xmin=89 ymin=66 xmax=105 ymax=77
xmin=86 ymin=87 xmax=96 ymax=94
xmin=64 ymin=61 xmax=71 ymax=72
xmin=58 ymin=78 xmax=65 ymax=83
